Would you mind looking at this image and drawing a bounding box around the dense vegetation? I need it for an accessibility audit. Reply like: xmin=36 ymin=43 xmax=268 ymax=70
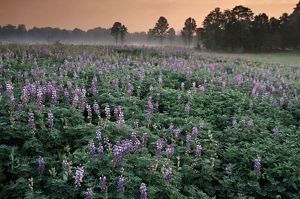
xmin=0 ymin=45 xmax=300 ymax=198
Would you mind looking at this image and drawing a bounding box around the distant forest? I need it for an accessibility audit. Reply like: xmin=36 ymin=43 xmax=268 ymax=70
xmin=0 ymin=1 xmax=300 ymax=51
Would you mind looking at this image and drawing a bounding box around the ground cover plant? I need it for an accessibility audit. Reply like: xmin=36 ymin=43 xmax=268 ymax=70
xmin=0 ymin=45 xmax=300 ymax=198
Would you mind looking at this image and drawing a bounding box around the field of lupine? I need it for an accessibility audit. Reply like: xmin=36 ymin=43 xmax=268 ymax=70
xmin=0 ymin=44 xmax=300 ymax=199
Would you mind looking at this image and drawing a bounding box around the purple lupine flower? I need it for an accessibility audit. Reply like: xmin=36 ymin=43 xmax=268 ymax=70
xmin=163 ymin=166 xmax=173 ymax=184
xmin=185 ymin=134 xmax=191 ymax=154
xmin=127 ymin=82 xmax=133 ymax=96
xmin=140 ymin=183 xmax=148 ymax=199
xmin=105 ymin=104 xmax=111 ymax=120
xmin=113 ymin=144 xmax=123 ymax=166
xmin=165 ymin=145 xmax=174 ymax=158
xmin=6 ymin=81 xmax=15 ymax=102
xmin=64 ymin=88 xmax=69 ymax=102
xmin=48 ymin=111 xmax=54 ymax=129
xmin=51 ymin=88 xmax=58 ymax=104
xmin=184 ymin=103 xmax=190 ymax=115
xmin=147 ymin=96 xmax=153 ymax=120
xmin=22 ymin=86 xmax=30 ymax=105
xmin=74 ymin=166 xmax=85 ymax=187
xmin=37 ymin=86 xmax=44 ymax=109
xmin=96 ymin=129 xmax=102 ymax=141
xmin=117 ymin=175 xmax=125 ymax=193
xmin=93 ymin=101 xmax=100 ymax=117
xmin=195 ymin=144 xmax=202 ymax=158
xmin=86 ymin=104 xmax=92 ymax=122
xmin=18 ymin=103 xmax=24 ymax=112
xmin=98 ymin=144 xmax=104 ymax=160
xmin=168 ymin=123 xmax=174 ymax=133
xmin=88 ymin=140 xmax=96 ymax=158
xmin=173 ymin=128 xmax=180 ymax=140
xmin=253 ymin=155 xmax=262 ymax=174
xmin=99 ymin=176 xmax=107 ymax=193
xmin=91 ymin=76 xmax=98 ymax=96
xmin=131 ymin=132 xmax=141 ymax=152
xmin=122 ymin=139 xmax=131 ymax=155
xmin=117 ymin=108 xmax=125 ymax=128
xmin=86 ymin=188 xmax=94 ymax=199
xmin=225 ymin=163 xmax=232 ymax=176
xmin=37 ymin=156 xmax=45 ymax=174
xmin=156 ymin=138 xmax=164 ymax=159
xmin=28 ymin=109 xmax=36 ymax=129
xmin=72 ymin=91 xmax=79 ymax=109
xmin=114 ymin=106 xmax=120 ymax=120
xmin=191 ymin=127 xmax=198 ymax=139
xmin=103 ymin=137 xmax=111 ymax=150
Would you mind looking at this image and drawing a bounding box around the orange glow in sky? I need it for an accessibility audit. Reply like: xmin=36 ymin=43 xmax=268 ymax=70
xmin=0 ymin=0 xmax=298 ymax=32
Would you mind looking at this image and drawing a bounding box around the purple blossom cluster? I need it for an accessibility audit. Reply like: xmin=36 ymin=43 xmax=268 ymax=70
xmin=195 ymin=144 xmax=202 ymax=158
xmin=47 ymin=111 xmax=54 ymax=129
xmin=88 ymin=140 xmax=96 ymax=158
xmin=253 ymin=155 xmax=262 ymax=174
xmin=117 ymin=175 xmax=125 ymax=193
xmin=86 ymin=188 xmax=94 ymax=199
xmin=140 ymin=183 xmax=148 ymax=199
xmin=163 ymin=166 xmax=173 ymax=184
xmin=225 ymin=163 xmax=232 ymax=176
xmin=99 ymin=175 xmax=107 ymax=193
xmin=37 ymin=156 xmax=45 ymax=174
xmin=74 ymin=166 xmax=85 ymax=187
xmin=156 ymin=138 xmax=165 ymax=159
xmin=165 ymin=145 xmax=175 ymax=158
xmin=147 ymin=96 xmax=154 ymax=120
xmin=28 ymin=109 xmax=36 ymax=129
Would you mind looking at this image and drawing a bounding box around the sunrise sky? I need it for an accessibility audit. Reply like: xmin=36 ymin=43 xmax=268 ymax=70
xmin=0 ymin=0 xmax=298 ymax=32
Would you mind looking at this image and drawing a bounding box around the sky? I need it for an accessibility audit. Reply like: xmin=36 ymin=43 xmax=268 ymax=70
xmin=0 ymin=0 xmax=298 ymax=32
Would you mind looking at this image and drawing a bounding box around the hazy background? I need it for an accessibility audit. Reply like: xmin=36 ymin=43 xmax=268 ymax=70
xmin=0 ymin=0 xmax=298 ymax=32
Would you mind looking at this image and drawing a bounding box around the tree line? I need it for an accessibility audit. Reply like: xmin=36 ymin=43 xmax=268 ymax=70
xmin=0 ymin=0 xmax=299 ymax=51
xmin=199 ymin=1 xmax=300 ymax=51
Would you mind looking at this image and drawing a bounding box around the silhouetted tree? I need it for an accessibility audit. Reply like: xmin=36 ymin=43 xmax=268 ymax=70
xmin=167 ymin=28 xmax=176 ymax=44
xmin=152 ymin=17 xmax=169 ymax=45
xmin=269 ymin=17 xmax=281 ymax=50
xmin=251 ymin=13 xmax=269 ymax=51
xmin=201 ymin=8 xmax=225 ymax=50
xmin=230 ymin=5 xmax=254 ymax=50
xmin=279 ymin=13 xmax=294 ymax=49
xmin=181 ymin=17 xmax=197 ymax=46
xmin=120 ymin=25 xmax=128 ymax=43
xmin=111 ymin=22 xmax=122 ymax=44
xmin=290 ymin=1 xmax=300 ymax=48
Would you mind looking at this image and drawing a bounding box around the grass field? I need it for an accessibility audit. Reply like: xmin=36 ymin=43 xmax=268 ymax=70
xmin=206 ymin=52 xmax=300 ymax=65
